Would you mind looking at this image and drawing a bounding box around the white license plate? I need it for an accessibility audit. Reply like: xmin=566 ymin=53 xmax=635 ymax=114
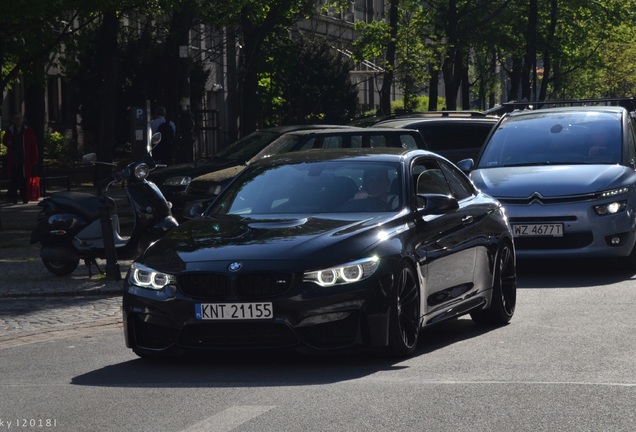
xmin=513 ymin=223 xmax=563 ymax=237
xmin=195 ymin=302 xmax=273 ymax=320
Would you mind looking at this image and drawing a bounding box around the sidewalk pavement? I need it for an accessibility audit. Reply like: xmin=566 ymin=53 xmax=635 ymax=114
xmin=0 ymin=186 xmax=131 ymax=298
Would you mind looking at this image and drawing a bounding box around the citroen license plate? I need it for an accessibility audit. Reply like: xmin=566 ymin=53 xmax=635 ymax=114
xmin=512 ymin=223 xmax=563 ymax=237
xmin=195 ymin=303 xmax=273 ymax=320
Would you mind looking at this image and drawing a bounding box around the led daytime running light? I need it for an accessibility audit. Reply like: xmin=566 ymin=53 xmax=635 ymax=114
xmin=601 ymin=187 xmax=628 ymax=198
xmin=129 ymin=262 xmax=175 ymax=290
xmin=304 ymin=257 xmax=380 ymax=287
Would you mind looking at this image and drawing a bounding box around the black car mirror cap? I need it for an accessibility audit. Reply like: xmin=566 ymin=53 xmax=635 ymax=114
xmin=183 ymin=200 xmax=207 ymax=220
xmin=416 ymin=194 xmax=460 ymax=215
xmin=456 ymin=158 xmax=474 ymax=173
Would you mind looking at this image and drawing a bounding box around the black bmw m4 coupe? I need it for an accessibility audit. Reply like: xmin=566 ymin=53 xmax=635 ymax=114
xmin=123 ymin=147 xmax=516 ymax=359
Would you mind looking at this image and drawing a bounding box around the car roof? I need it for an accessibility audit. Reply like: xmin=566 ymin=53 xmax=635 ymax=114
xmin=250 ymin=147 xmax=434 ymax=166
xmin=282 ymin=127 xmax=421 ymax=136
xmin=484 ymin=97 xmax=636 ymax=116
xmin=373 ymin=116 xmax=499 ymax=128
xmin=502 ymin=105 xmax=627 ymax=119
xmin=259 ymin=124 xmax=358 ymax=133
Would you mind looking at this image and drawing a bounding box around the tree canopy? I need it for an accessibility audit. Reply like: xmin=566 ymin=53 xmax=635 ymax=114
xmin=4 ymin=0 xmax=636 ymax=167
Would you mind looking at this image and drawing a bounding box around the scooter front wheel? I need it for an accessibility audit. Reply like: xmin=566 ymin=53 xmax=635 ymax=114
xmin=42 ymin=257 xmax=80 ymax=276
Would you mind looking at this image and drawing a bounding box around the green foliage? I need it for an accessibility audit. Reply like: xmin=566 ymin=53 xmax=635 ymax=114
xmin=44 ymin=131 xmax=76 ymax=162
xmin=390 ymin=96 xmax=447 ymax=113
xmin=261 ymin=35 xmax=359 ymax=126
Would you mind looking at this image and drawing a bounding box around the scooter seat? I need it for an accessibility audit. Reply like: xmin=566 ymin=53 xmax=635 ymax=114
xmin=47 ymin=191 xmax=112 ymax=221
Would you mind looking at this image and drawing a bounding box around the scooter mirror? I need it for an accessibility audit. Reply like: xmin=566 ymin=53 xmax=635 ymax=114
xmin=82 ymin=153 xmax=98 ymax=164
xmin=150 ymin=132 xmax=162 ymax=147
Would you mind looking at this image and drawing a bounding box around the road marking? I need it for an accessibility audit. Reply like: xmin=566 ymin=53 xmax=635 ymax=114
xmin=181 ymin=406 xmax=275 ymax=432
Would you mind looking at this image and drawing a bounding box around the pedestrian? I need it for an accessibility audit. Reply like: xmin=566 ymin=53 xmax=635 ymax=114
xmin=2 ymin=113 xmax=39 ymax=204
xmin=149 ymin=106 xmax=176 ymax=164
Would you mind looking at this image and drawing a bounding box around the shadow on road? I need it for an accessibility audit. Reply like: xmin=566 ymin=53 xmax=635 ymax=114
xmin=70 ymin=318 xmax=498 ymax=388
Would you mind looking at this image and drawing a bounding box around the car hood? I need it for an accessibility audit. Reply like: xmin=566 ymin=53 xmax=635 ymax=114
xmin=140 ymin=214 xmax=398 ymax=272
xmin=150 ymin=158 xmax=238 ymax=184
xmin=192 ymin=165 xmax=245 ymax=183
xmin=470 ymin=164 xmax=627 ymax=197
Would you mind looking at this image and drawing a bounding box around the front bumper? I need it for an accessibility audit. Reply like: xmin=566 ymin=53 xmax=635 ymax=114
xmin=504 ymin=199 xmax=636 ymax=258
xmin=123 ymin=274 xmax=393 ymax=355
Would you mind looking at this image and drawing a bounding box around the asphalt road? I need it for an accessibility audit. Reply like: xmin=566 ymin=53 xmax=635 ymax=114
xmin=1 ymin=258 xmax=636 ymax=432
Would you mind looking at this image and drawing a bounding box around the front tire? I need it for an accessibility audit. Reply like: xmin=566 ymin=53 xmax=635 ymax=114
xmin=388 ymin=261 xmax=421 ymax=357
xmin=42 ymin=257 xmax=80 ymax=276
xmin=471 ymin=241 xmax=516 ymax=325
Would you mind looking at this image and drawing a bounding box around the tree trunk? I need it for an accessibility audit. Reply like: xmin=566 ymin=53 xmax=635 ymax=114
xmin=225 ymin=27 xmax=239 ymax=146
xmin=461 ymin=66 xmax=470 ymax=110
xmin=175 ymin=4 xmax=194 ymax=163
xmin=429 ymin=66 xmax=439 ymax=111
xmin=379 ymin=0 xmax=399 ymax=115
xmin=539 ymin=0 xmax=558 ymax=101
xmin=522 ymin=0 xmax=537 ymax=100
xmin=94 ymin=10 xmax=119 ymax=189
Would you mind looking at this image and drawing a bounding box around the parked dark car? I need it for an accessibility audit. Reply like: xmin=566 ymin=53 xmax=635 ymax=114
xmin=123 ymin=147 xmax=517 ymax=359
xmin=458 ymin=104 xmax=636 ymax=263
xmin=370 ymin=111 xmax=499 ymax=163
xmin=151 ymin=125 xmax=355 ymax=217
xmin=181 ymin=127 xmax=429 ymax=218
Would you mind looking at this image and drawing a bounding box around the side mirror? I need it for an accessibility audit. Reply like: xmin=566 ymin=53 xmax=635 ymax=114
xmin=82 ymin=153 xmax=97 ymax=164
xmin=456 ymin=158 xmax=474 ymax=173
xmin=416 ymin=193 xmax=459 ymax=215
xmin=150 ymin=132 xmax=162 ymax=147
xmin=184 ymin=200 xmax=207 ymax=220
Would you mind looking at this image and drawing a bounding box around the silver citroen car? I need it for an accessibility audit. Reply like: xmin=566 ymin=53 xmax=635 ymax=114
xmin=458 ymin=105 xmax=636 ymax=263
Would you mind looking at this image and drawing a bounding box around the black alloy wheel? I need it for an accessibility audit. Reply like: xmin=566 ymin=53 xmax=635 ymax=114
xmin=388 ymin=261 xmax=421 ymax=356
xmin=471 ymin=241 xmax=516 ymax=325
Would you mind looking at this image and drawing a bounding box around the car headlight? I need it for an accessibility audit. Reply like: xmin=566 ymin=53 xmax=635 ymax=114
xmin=303 ymin=257 xmax=380 ymax=287
xmin=163 ymin=176 xmax=192 ymax=186
xmin=128 ymin=262 xmax=176 ymax=290
xmin=594 ymin=200 xmax=627 ymax=215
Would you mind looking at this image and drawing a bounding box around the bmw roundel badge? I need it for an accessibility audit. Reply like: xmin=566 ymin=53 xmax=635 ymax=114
xmin=228 ymin=262 xmax=242 ymax=272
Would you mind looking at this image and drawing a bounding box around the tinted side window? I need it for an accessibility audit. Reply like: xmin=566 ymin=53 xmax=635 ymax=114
xmin=411 ymin=159 xmax=451 ymax=207
xmin=399 ymin=134 xmax=419 ymax=149
xmin=438 ymin=160 xmax=475 ymax=200
xmin=369 ymin=135 xmax=388 ymax=147
xmin=418 ymin=123 xmax=493 ymax=151
xmin=322 ymin=136 xmax=344 ymax=149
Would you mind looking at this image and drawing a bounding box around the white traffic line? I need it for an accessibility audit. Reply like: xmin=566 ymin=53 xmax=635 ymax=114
xmin=181 ymin=406 xmax=276 ymax=432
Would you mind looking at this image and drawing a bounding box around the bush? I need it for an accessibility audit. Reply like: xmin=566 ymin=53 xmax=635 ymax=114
xmin=45 ymin=131 xmax=76 ymax=162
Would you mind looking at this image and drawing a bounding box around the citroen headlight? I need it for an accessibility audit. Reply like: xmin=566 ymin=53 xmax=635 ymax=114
xmin=134 ymin=163 xmax=149 ymax=180
xmin=594 ymin=200 xmax=627 ymax=215
xmin=303 ymin=257 xmax=380 ymax=287
xmin=128 ymin=262 xmax=176 ymax=290
xmin=163 ymin=176 xmax=192 ymax=186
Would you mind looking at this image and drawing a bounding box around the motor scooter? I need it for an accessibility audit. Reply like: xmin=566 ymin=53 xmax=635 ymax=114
xmin=30 ymin=133 xmax=179 ymax=277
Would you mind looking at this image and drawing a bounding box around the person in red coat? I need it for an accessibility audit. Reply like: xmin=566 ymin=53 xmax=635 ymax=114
xmin=2 ymin=113 xmax=39 ymax=204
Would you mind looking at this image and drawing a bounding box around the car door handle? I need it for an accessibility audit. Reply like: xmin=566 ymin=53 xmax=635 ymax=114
xmin=462 ymin=215 xmax=474 ymax=225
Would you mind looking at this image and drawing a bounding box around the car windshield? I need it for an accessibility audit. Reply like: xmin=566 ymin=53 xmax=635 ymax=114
xmin=477 ymin=111 xmax=622 ymax=168
xmin=208 ymin=160 xmax=402 ymax=215
xmin=215 ymin=131 xmax=281 ymax=162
